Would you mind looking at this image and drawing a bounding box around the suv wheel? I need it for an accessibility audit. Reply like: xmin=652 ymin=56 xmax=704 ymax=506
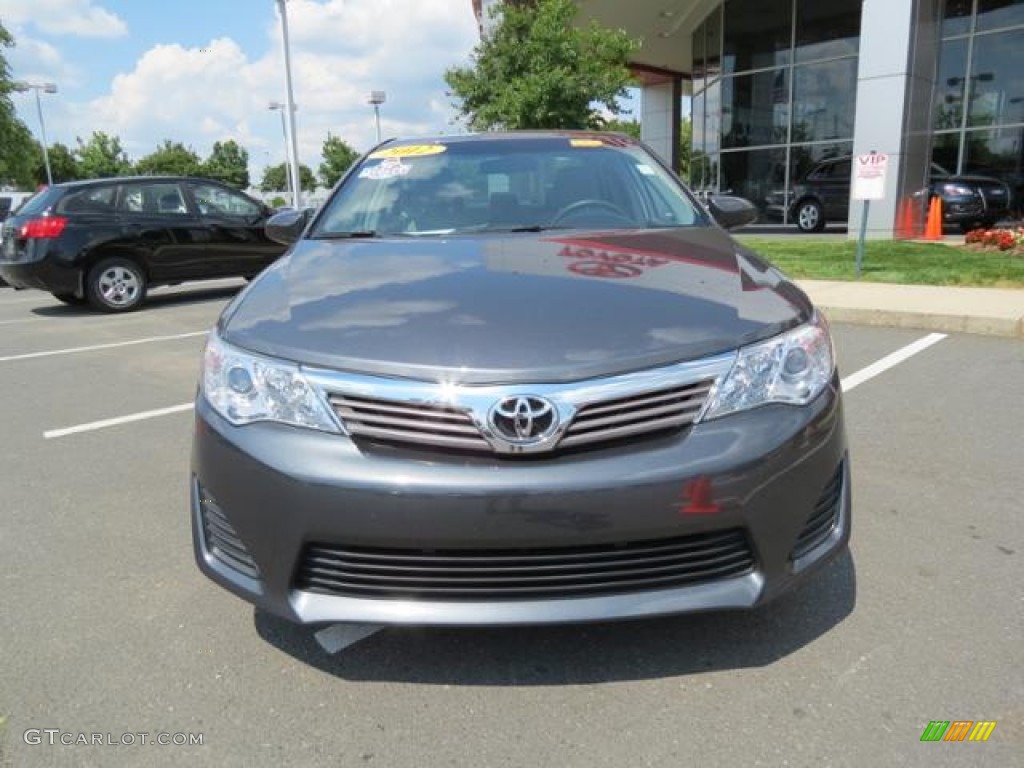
xmin=86 ymin=257 xmax=148 ymax=312
xmin=795 ymin=200 xmax=826 ymax=233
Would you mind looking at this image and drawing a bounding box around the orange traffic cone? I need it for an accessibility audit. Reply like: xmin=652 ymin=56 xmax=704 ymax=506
xmin=924 ymin=196 xmax=943 ymax=240
xmin=896 ymin=198 xmax=911 ymax=239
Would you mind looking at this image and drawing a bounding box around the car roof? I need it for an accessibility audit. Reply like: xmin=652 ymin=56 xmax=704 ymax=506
xmin=47 ymin=175 xmax=229 ymax=190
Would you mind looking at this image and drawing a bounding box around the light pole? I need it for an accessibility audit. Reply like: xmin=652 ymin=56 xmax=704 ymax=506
xmin=268 ymin=101 xmax=297 ymax=203
xmin=14 ymin=81 xmax=58 ymax=185
xmin=369 ymin=91 xmax=386 ymax=144
xmin=275 ymin=0 xmax=302 ymax=210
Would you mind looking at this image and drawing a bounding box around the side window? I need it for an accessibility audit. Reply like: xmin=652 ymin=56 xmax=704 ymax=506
xmin=120 ymin=187 xmax=145 ymax=213
xmin=808 ymin=163 xmax=833 ymax=180
xmin=189 ymin=183 xmax=261 ymax=217
xmin=59 ymin=185 xmax=116 ymax=214
xmin=118 ymin=183 xmax=189 ymax=215
xmin=834 ymin=160 xmax=852 ymax=180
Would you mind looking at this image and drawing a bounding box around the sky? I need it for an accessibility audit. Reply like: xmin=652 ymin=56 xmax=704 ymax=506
xmin=0 ymin=0 xmax=485 ymax=186
xmin=1 ymin=0 xmax=645 ymax=189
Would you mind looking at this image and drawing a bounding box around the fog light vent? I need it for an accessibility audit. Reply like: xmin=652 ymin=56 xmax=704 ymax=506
xmin=198 ymin=487 xmax=260 ymax=579
xmin=792 ymin=463 xmax=844 ymax=561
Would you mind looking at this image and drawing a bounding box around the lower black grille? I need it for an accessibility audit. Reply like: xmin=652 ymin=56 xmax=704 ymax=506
xmin=296 ymin=529 xmax=754 ymax=601
xmin=198 ymin=488 xmax=260 ymax=580
xmin=792 ymin=464 xmax=844 ymax=560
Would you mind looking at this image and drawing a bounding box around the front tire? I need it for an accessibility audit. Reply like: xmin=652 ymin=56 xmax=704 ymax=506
xmin=795 ymin=200 xmax=826 ymax=233
xmin=86 ymin=258 xmax=147 ymax=312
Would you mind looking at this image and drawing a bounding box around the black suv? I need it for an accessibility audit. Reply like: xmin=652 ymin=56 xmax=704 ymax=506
xmin=766 ymin=157 xmax=1014 ymax=233
xmin=0 ymin=177 xmax=286 ymax=311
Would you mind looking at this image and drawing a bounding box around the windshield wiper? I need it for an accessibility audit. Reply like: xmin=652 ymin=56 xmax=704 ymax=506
xmin=315 ymin=230 xmax=381 ymax=239
xmin=488 ymin=224 xmax=573 ymax=233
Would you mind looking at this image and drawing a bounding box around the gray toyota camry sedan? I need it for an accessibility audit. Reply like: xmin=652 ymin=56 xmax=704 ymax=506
xmin=191 ymin=132 xmax=850 ymax=627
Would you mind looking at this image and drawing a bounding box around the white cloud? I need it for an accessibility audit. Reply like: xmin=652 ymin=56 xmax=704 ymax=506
xmin=4 ymin=35 xmax=81 ymax=87
xmin=0 ymin=0 xmax=128 ymax=38
xmin=78 ymin=0 xmax=478 ymax=186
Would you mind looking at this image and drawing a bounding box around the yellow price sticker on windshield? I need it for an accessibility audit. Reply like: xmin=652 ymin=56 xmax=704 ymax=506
xmin=570 ymin=139 xmax=604 ymax=148
xmin=369 ymin=144 xmax=447 ymax=159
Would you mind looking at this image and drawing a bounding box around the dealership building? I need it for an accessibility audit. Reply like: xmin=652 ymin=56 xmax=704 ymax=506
xmin=474 ymin=1 xmax=1024 ymax=238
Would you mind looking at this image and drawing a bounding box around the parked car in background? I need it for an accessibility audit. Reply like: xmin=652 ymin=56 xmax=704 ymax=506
xmin=0 ymin=190 xmax=36 ymax=221
xmin=766 ymin=157 xmax=1013 ymax=233
xmin=0 ymin=177 xmax=287 ymax=311
xmin=0 ymin=191 xmax=38 ymax=285
xmin=191 ymin=131 xmax=850 ymax=629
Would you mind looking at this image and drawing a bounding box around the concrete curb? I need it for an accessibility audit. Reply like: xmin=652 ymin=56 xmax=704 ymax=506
xmin=813 ymin=305 xmax=1024 ymax=339
xmin=796 ymin=280 xmax=1024 ymax=339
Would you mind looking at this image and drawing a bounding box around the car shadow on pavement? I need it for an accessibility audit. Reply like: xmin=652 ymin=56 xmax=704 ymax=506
xmin=29 ymin=284 xmax=243 ymax=316
xmin=254 ymin=549 xmax=856 ymax=685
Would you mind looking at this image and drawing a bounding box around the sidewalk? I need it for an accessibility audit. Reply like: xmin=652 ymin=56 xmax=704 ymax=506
xmin=797 ymin=279 xmax=1024 ymax=338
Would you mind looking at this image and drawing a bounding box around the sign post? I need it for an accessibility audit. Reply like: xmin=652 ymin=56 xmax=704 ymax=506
xmin=852 ymin=151 xmax=889 ymax=278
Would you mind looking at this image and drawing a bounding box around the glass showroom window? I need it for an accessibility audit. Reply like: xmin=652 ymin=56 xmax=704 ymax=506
xmin=976 ymin=0 xmax=1024 ymax=31
xmin=722 ymin=0 xmax=792 ymax=74
xmin=794 ymin=0 xmax=861 ymax=63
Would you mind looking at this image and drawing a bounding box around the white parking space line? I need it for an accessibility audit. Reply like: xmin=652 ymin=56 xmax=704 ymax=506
xmin=841 ymin=333 xmax=947 ymax=392
xmin=43 ymin=403 xmax=194 ymax=440
xmin=314 ymin=624 xmax=384 ymax=654
xmin=0 ymin=318 xmax=41 ymax=326
xmin=0 ymin=330 xmax=208 ymax=363
xmin=0 ymin=294 xmax=52 ymax=305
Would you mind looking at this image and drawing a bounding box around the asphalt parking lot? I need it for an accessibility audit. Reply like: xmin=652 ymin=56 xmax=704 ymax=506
xmin=1 ymin=281 xmax=1021 ymax=768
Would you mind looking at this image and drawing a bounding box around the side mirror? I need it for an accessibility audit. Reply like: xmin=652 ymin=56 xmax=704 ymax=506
xmin=265 ymin=208 xmax=310 ymax=245
xmin=708 ymin=195 xmax=759 ymax=230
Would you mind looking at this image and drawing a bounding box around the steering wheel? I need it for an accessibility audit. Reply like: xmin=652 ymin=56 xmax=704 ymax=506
xmin=550 ymin=199 xmax=634 ymax=226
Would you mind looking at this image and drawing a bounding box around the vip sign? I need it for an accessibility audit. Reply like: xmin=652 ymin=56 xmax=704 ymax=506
xmin=852 ymin=152 xmax=889 ymax=200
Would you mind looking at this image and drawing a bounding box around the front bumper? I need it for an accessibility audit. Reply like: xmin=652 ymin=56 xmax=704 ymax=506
xmin=191 ymin=378 xmax=850 ymax=626
xmin=941 ymin=194 xmax=1010 ymax=225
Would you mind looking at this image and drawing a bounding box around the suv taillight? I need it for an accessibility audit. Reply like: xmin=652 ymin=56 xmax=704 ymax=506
xmin=20 ymin=216 xmax=68 ymax=239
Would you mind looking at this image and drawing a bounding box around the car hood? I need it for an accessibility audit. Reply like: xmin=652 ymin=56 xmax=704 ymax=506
xmin=221 ymin=227 xmax=812 ymax=385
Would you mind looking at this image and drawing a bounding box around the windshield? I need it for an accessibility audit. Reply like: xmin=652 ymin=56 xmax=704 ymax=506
xmin=313 ymin=136 xmax=707 ymax=237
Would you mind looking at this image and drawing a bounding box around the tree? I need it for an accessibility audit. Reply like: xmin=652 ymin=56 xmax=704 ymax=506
xmin=32 ymin=141 xmax=79 ymax=185
xmin=203 ymin=139 xmax=249 ymax=188
xmin=0 ymin=22 xmax=39 ymax=188
xmin=75 ymin=131 xmax=133 ymax=178
xmin=678 ymin=116 xmax=692 ymax=180
xmin=135 ymin=140 xmax=203 ymax=177
xmin=319 ymin=133 xmax=358 ymax=188
xmin=603 ymin=118 xmax=640 ymax=139
xmin=260 ymin=162 xmax=316 ymax=193
xmin=445 ymin=0 xmax=638 ymax=130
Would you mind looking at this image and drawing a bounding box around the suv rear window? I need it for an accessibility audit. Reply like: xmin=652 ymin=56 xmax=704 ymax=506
xmin=57 ymin=185 xmax=117 ymax=214
xmin=11 ymin=188 xmax=60 ymax=217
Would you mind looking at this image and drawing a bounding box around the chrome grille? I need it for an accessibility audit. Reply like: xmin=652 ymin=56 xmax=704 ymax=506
xmin=309 ymin=352 xmax=734 ymax=456
xmin=296 ymin=528 xmax=754 ymax=600
xmin=330 ymin=394 xmax=490 ymax=451
xmin=198 ymin=488 xmax=260 ymax=579
xmin=562 ymin=379 xmax=714 ymax=449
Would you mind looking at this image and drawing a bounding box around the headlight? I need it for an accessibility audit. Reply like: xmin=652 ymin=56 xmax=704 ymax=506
xmin=942 ymin=183 xmax=977 ymax=197
xmin=700 ymin=314 xmax=834 ymax=421
xmin=201 ymin=330 xmax=341 ymax=432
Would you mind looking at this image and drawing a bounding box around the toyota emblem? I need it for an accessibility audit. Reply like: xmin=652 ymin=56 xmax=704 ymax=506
xmin=489 ymin=396 xmax=558 ymax=444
